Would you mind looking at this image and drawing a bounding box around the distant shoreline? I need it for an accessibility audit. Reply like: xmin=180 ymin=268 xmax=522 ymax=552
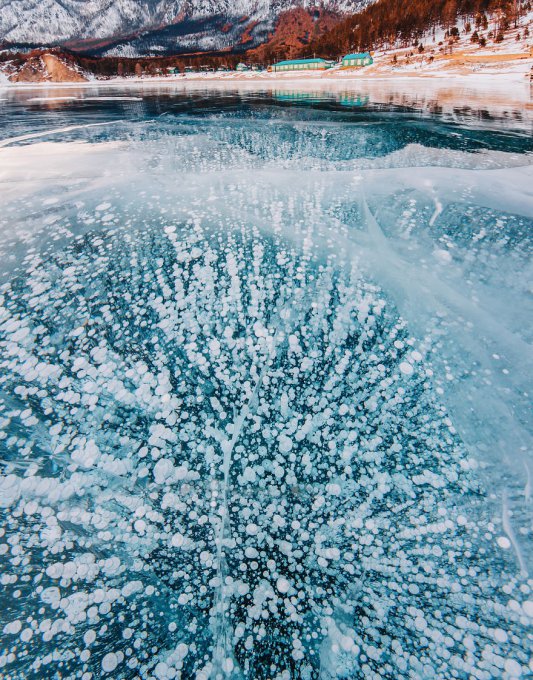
xmin=2 ymin=38 xmax=531 ymax=88
xmin=1 ymin=68 xmax=531 ymax=89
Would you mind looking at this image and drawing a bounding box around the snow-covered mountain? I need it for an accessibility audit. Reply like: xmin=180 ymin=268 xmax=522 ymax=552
xmin=0 ymin=1 xmax=372 ymax=55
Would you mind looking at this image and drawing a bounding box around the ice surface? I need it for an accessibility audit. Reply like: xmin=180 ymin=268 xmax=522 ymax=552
xmin=0 ymin=86 xmax=532 ymax=679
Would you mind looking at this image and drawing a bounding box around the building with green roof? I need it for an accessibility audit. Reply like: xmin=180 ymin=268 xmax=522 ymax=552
xmin=271 ymin=58 xmax=335 ymax=73
xmin=341 ymin=52 xmax=374 ymax=68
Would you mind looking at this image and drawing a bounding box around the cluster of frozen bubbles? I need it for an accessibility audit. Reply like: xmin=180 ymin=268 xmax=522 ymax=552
xmin=0 ymin=214 xmax=531 ymax=680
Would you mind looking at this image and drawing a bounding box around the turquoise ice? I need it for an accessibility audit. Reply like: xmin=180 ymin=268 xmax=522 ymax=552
xmin=0 ymin=84 xmax=532 ymax=679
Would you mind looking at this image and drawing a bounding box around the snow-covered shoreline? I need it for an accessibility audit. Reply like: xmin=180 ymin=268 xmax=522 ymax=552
xmin=1 ymin=67 xmax=531 ymax=90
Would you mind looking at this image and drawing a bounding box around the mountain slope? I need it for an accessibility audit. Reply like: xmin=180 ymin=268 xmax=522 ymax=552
xmin=302 ymin=0 xmax=532 ymax=58
xmin=0 ymin=0 xmax=372 ymax=55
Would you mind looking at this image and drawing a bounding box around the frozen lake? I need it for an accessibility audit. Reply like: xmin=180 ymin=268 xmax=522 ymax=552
xmin=0 ymin=82 xmax=532 ymax=679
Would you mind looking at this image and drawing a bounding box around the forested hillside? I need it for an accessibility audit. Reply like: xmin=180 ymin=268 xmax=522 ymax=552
xmin=300 ymin=0 xmax=532 ymax=58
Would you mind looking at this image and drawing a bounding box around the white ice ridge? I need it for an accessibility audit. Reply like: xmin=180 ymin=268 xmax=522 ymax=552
xmin=0 ymin=210 xmax=531 ymax=679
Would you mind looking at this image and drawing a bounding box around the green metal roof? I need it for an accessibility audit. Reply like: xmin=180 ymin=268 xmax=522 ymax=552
xmin=274 ymin=58 xmax=328 ymax=66
xmin=343 ymin=52 xmax=372 ymax=60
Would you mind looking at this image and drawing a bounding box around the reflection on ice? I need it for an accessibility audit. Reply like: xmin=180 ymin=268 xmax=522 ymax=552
xmin=0 ymin=85 xmax=532 ymax=679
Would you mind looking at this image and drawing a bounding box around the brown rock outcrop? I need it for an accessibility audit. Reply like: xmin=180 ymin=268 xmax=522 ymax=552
xmin=10 ymin=52 xmax=88 ymax=83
